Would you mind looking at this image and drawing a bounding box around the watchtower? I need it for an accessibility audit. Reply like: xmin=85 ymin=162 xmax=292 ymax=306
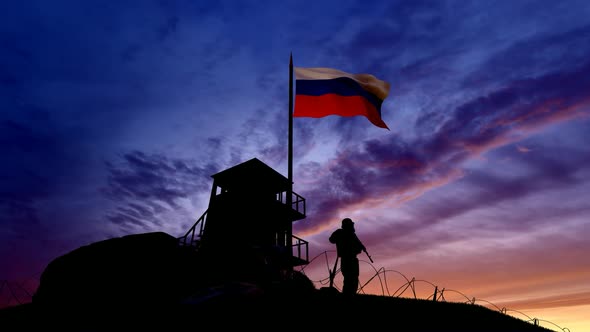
xmin=179 ymin=158 xmax=308 ymax=285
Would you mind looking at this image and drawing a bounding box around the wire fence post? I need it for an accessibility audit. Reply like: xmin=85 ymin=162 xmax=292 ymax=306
xmin=295 ymin=250 xmax=570 ymax=332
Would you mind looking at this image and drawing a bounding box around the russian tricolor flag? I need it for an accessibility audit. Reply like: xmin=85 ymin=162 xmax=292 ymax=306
xmin=294 ymin=67 xmax=391 ymax=129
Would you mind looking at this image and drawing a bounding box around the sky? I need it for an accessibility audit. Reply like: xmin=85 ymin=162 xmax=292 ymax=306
xmin=1 ymin=0 xmax=589 ymax=330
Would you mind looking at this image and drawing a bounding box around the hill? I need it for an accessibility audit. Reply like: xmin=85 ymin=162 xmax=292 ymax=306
xmin=0 ymin=231 xmax=555 ymax=331
xmin=0 ymin=289 xmax=555 ymax=331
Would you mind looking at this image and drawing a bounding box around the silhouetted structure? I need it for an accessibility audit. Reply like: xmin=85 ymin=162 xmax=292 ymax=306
xmin=329 ymin=218 xmax=366 ymax=295
xmin=179 ymin=158 xmax=308 ymax=287
xmin=11 ymin=161 xmax=557 ymax=332
xmin=33 ymin=232 xmax=199 ymax=307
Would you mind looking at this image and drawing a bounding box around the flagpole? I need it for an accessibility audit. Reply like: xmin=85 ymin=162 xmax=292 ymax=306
xmin=288 ymin=53 xmax=293 ymax=189
xmin=286 ymin=52 xmax=294 ymax=274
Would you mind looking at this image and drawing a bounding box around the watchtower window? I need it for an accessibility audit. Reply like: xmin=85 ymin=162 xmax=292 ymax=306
xmin=214 ymin=186 xmax=227 ymax=196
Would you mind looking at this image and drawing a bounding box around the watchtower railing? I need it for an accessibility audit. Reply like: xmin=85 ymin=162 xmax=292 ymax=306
xmin=276 ymin=190 xmax=306 ymax=217
xmin=178 ymin=209 xmax=208 ymax=248
xmin=291 ymin=234 xmax=309 ymax=264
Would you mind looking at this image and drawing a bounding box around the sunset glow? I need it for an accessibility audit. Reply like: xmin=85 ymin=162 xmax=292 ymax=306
xmin=2 ymin=1 xmax=590 ymax=330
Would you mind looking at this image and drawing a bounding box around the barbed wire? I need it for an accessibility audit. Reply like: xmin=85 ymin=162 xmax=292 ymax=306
xmin=297 ymin=250 xmax=572 ymax=332
xmin=0 ymin=274 xmax=40 ymax=308
xmin=1 ymin=251 xmax=573 ymax=332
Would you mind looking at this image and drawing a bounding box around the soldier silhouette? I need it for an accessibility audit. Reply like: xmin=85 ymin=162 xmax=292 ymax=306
xmin=329 ymin=218 xmax=367 ymax=296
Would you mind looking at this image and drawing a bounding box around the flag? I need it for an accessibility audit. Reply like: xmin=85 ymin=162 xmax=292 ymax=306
xmin=293 ymin=67 xmax=391 ymax=129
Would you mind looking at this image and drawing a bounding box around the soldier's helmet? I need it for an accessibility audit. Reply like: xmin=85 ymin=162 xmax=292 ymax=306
xmin=342 ymin=218 xmax=354 ymax=228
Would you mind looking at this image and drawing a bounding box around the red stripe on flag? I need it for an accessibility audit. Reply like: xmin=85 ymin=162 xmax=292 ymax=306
xmin=294 ymin=94 xmax=389 ymax=129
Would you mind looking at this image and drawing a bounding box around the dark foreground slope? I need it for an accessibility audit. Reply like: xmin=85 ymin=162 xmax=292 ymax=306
xmin=1 ymin=290 xmax=554 ymax=332
xmin=0 ymin=231 xmax=554 ymax=331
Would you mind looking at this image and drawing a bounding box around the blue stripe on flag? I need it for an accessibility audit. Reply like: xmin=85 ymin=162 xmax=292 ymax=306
xmin=296 ymin=77 xmax=384 ymax=112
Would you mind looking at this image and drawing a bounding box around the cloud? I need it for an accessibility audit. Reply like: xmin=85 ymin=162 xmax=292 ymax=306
xmin=516 ymin=145 xmax=531 ymax=153
xmin=102 ymin=151 xmax=218 ymax=229
xmin=497 ymin=291 xmax=590 ymax=311
xmin=295 ymin=59 xmax=590 ymax=237
xmin=463 ymin=24 xmax=590 ymax=89
xmin=0 ymin=106 xmax=79 ymax=233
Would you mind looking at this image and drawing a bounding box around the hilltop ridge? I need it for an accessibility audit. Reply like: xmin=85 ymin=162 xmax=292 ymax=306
xmin=0 ymin=231 xmax=554 ymax=331
xmin=1 ymin=288 xmax=555 ymax=331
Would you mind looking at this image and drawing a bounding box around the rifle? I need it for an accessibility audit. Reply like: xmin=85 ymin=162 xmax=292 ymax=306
xmin=363 ymin=249 xmax=374 ymax=263
xmin=329 ymin=256 xmax=339 ymax=288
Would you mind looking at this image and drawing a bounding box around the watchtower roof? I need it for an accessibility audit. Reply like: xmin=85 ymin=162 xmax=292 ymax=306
xmin=211 ymin=158 xmax=290 ymax=193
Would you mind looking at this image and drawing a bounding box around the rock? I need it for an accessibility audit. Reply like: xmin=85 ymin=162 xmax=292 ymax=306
xmin=33 ymin=232 xmax=201 ymax=308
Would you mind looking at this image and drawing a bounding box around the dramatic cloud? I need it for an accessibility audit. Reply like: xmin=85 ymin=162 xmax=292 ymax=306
xmin=296 ymin=59 xmax=590 ymax=235
xmin=2 ymin=1 xmax=590 ymax=329
xmin=102 ymin=151 xmax=218 ymax=231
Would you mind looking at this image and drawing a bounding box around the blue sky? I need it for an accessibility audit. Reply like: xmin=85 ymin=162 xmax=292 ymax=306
xmin=2 ymin=1 xmax=590 ymax=329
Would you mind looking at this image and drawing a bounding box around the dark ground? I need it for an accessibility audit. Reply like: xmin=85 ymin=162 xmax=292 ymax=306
xmin=0 ymin=289 xmax=555 ymax=332
xmin=0 ymin=232 xmax=555 ymax=332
